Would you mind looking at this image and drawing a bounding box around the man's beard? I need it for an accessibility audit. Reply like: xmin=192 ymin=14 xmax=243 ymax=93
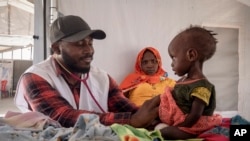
xmin=61 ymin=52 xmax=91 ymax=74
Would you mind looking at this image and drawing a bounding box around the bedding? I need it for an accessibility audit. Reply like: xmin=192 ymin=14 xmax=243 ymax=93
xmin=0 ymin=111 xmax=249 ymax=141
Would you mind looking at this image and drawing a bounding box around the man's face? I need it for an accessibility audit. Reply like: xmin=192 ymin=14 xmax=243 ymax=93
xmin=58 ymin=36 xmax=94 ymax=73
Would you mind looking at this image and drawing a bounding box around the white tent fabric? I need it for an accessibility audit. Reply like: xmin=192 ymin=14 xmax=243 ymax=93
xmin=50 ymin=0 xmax=250 ymax=120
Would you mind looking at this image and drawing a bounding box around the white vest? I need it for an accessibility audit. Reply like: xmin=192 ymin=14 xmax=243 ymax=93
xmin=14 ymin=56 xmax=109 ymax=113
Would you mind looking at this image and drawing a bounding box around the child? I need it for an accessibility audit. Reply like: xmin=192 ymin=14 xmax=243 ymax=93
xmin=158 ymin=26 xmax=222 ymax=140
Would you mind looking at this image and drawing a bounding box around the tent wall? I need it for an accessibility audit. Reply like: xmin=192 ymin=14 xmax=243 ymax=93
xmin=40 ymin=0 xmax=250 ymax=120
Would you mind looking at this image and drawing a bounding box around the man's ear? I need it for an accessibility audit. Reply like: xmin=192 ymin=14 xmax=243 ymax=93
xmin=186 ymin=48 xmax=198 ymax=61
xmin=51 ymin=42 xmax=61 ymax=54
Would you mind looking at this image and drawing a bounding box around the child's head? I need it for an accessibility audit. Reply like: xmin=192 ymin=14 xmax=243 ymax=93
xmin=168 ymin=25 xmax=217 ymax=76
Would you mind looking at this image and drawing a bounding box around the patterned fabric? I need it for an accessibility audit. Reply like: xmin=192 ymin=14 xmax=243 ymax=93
xmin=159 ymin=86 xmax=222 ymax=135
xmin=0 ymin=113 xmax=119 ymax=141
xmin=15 ymin=56 xmax=138 ymax=127
xmin=197 ymin=115 xmax=250 ymax=141
xmin=120 ymin=47 xmax=175 ymax=106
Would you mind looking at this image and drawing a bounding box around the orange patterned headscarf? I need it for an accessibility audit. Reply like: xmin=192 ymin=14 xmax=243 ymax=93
xmin=120 ymin=47 xmax=168 ymax=92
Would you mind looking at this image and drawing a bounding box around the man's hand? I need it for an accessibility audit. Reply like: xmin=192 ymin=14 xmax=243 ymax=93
xmin=130 ymin=95 xmax=160 ymax=128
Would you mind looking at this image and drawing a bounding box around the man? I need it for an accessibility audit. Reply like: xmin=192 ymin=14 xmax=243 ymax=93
xmin=14 ymin=15 xmax=159 ymax=128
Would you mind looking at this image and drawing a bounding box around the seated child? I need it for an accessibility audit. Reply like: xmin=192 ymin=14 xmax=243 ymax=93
xmin=158 ymin=26 xmax=222 ymax=140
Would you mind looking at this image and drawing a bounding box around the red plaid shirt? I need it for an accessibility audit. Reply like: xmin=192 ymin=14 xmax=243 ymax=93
xmin=20 ymin=58 xmax=138 ymax=127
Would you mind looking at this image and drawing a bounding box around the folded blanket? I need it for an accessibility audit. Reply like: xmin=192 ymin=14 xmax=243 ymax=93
xmin=0 ymin=111 xmax=61 ymax=130
xmin=0 ymin=112 xmax=119 ymax=141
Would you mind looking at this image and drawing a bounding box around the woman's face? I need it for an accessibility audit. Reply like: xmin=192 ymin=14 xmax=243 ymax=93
xmin=141 ymin=50 xmax=159 ymax=75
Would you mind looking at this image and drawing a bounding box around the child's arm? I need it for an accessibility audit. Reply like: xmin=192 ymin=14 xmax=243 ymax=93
xmin=177 ymin=97 xmax=206 ymax=127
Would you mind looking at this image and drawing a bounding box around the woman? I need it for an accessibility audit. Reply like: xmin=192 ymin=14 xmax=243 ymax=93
xmin=120 ymin=47 xmax=175 ymax=106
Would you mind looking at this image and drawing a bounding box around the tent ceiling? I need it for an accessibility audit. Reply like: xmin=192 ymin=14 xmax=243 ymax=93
xmin=0 ymin=34 xmax=33 ymax=51
xmin=0 ymin=0 xmax=34 ymax=13
xmin=0 ymin=0 xmax=34 ymax=53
